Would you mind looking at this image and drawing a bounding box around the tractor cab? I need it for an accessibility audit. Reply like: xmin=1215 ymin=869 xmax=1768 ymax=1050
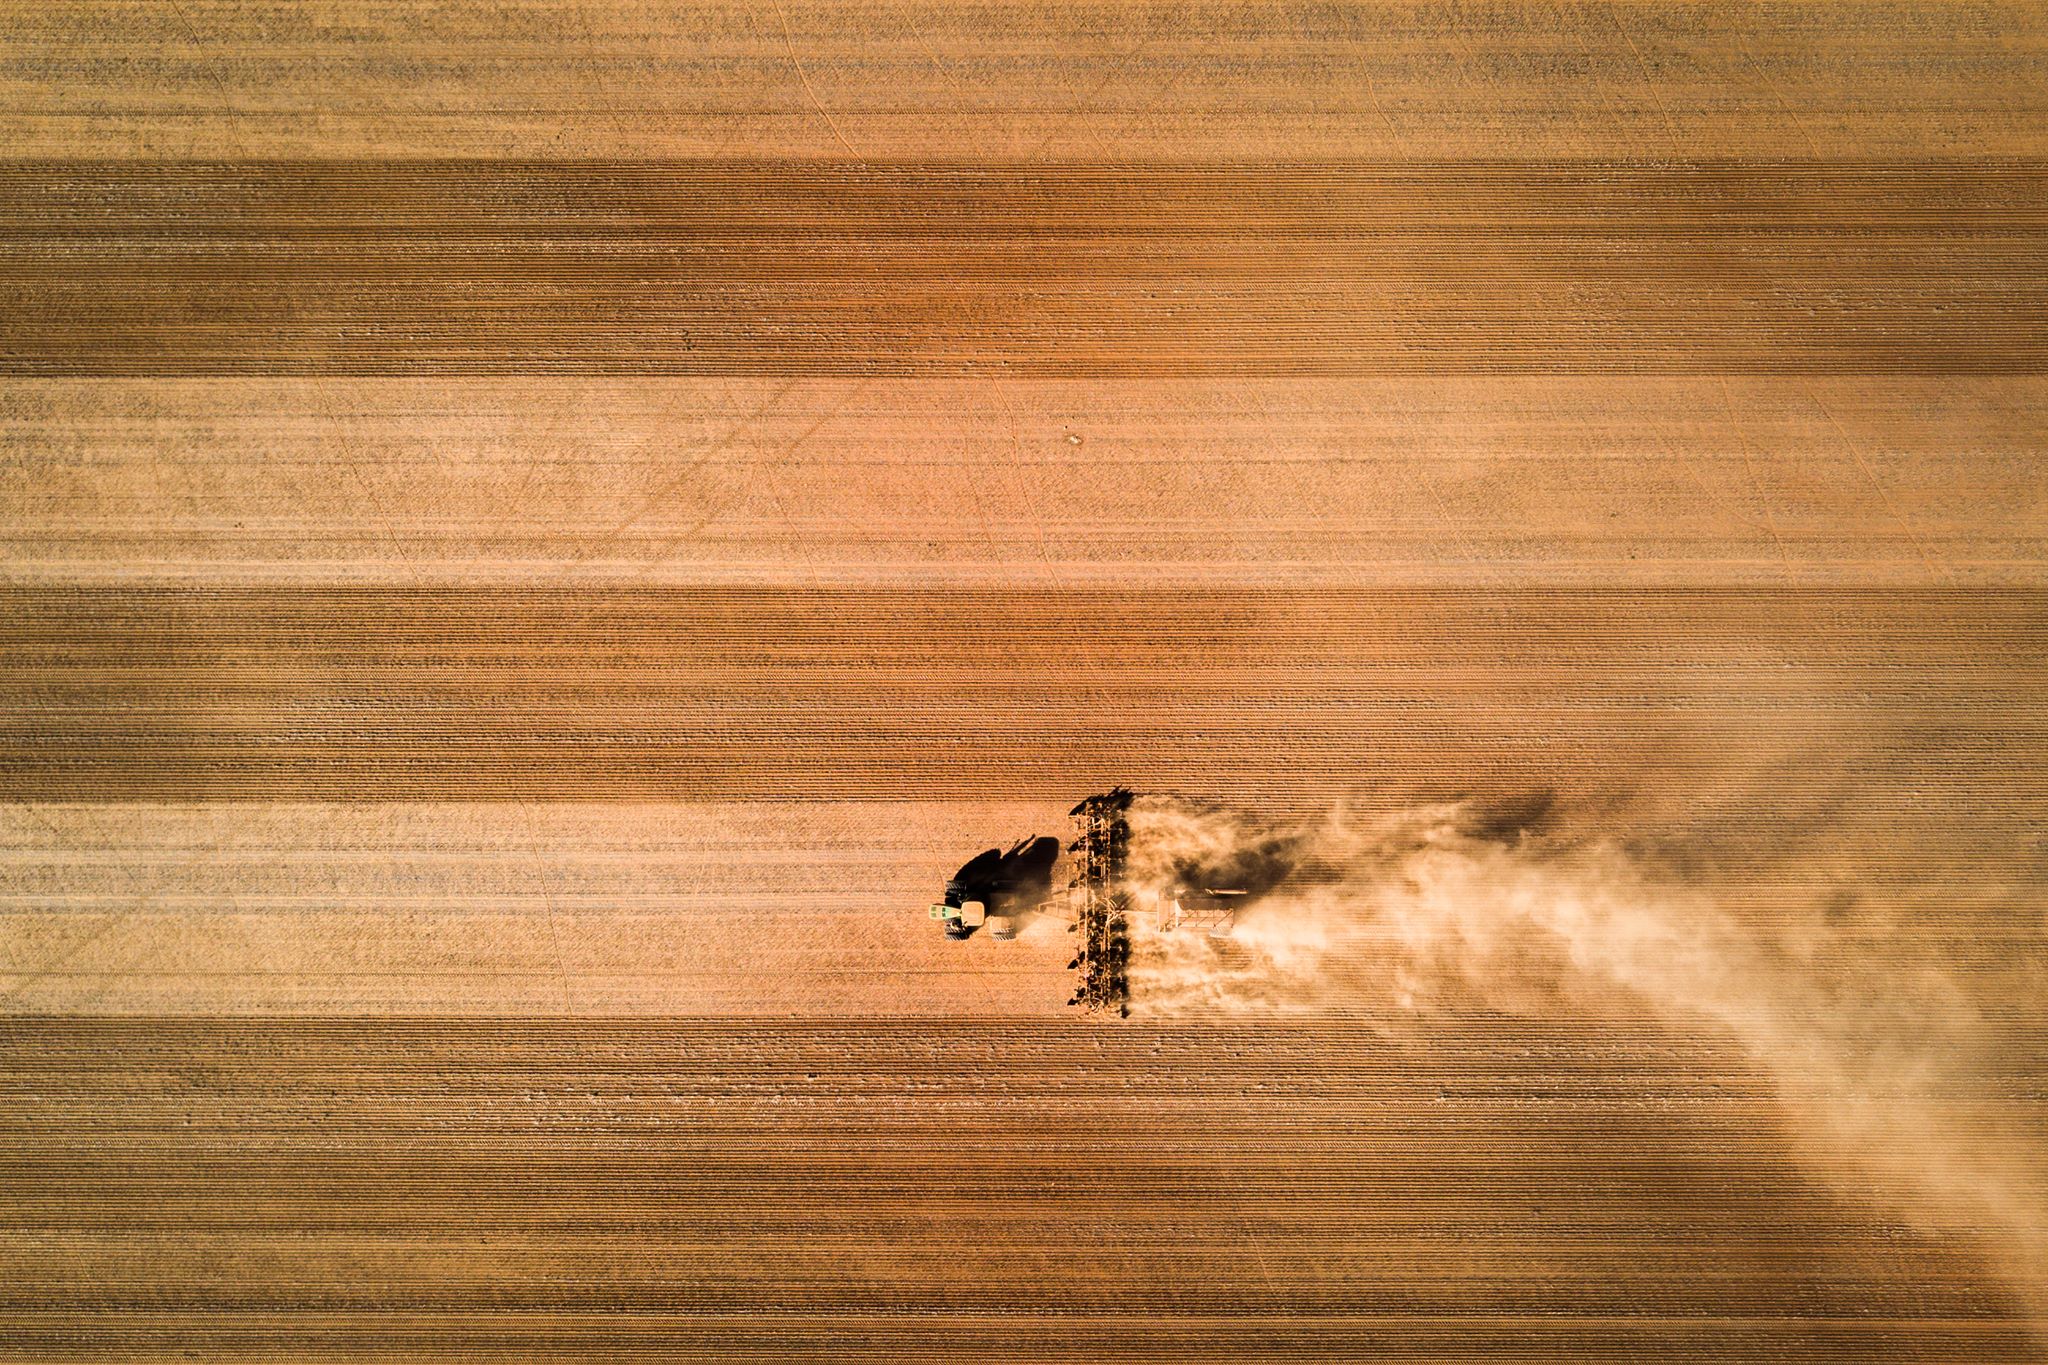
xmin=928 ymin=835 xmax=1059 ymax=940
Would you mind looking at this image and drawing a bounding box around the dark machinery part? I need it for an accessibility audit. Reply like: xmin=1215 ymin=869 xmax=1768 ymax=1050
xmin=936 ymin=835 xmax=1060 ymax=939
xmin=1067 ymin=788 xmax=1134 ymax=1016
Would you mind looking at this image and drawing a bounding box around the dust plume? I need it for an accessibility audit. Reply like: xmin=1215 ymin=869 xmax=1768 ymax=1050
xmin=1124 ymin=788 xmax=2048 ymax=1323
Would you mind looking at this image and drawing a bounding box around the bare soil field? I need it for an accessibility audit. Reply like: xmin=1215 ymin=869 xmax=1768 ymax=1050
xmin=2 ymin=0 xmax=2045 ymax=1359
xmin=1 ymin=1019 xmax=2040 ymax=1363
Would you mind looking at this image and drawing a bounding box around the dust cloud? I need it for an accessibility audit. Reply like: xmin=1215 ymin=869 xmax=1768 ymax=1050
xmin=1123 ymin=780 xmax=2048 ymax=1322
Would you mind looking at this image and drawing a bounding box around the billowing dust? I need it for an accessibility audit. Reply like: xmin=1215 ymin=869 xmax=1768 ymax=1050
xmin=1123 ymin=780 xmax=2048 ymax=1322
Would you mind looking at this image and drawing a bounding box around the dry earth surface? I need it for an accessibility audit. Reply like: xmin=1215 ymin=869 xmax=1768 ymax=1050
xmin=1 ymin=1 xmax=2046 ymax=1360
